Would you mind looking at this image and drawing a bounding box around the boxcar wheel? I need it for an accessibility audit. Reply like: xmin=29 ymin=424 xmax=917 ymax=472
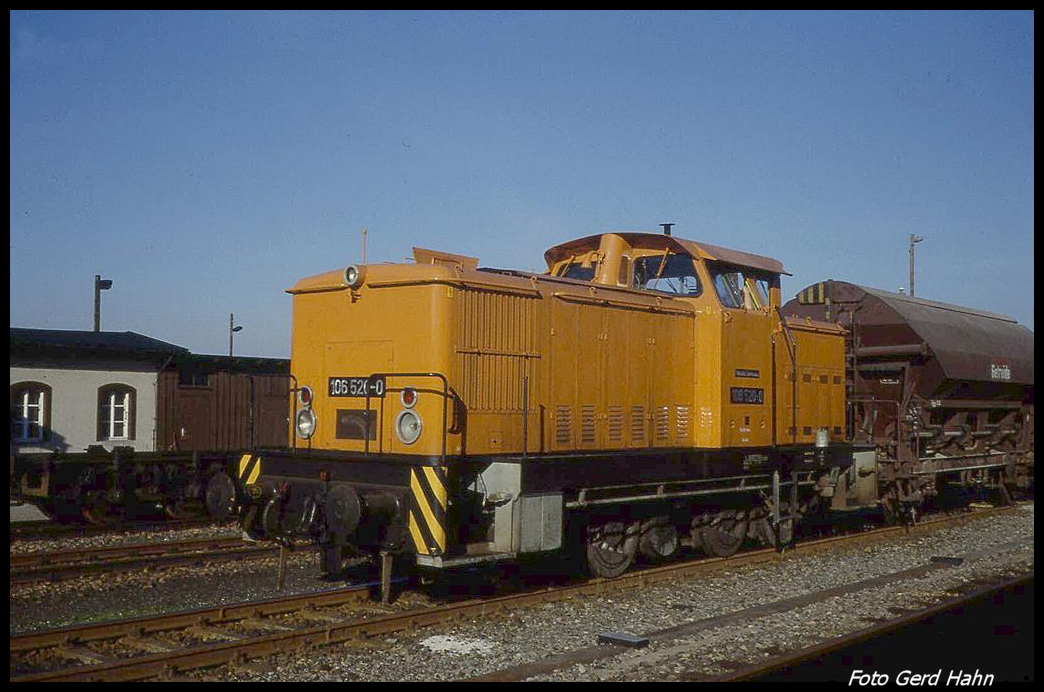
xmin=82 ymin=494 xmax=115 ymax=526
xmin=205 ymin=472 xmax=239 ymax=521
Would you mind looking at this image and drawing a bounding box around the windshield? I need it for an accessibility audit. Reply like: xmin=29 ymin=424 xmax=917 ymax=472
xmin=633 ymin=253 xmax=702 ymax=295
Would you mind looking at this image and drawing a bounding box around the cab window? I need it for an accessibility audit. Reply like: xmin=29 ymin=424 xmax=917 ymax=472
xmin=633 ymin=253 xmax=702 ymax=296
xmin=555 ymin=254 xmax=598 ymax=281
xmin=708 ymin=263 xmax=770 ymax=310
xmin=560 ymin=263 xmax=595 ymax=281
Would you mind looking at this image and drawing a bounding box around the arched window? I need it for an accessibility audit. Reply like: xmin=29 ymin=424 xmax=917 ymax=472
xmin=11 ymin=382 xmax=52 ymax=443
xmin=97 ymin=384 xmax=136 ymax=441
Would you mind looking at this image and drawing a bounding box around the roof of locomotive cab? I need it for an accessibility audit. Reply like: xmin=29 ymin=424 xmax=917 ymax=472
xmin=288 ymin=231 xmax=788 ymax=295
xmin=543 ymin=232 xmax=789 ymax=276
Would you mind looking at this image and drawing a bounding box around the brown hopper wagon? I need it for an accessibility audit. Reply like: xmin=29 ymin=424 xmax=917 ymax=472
xmin=784 ymin=281 xmax=1034 ymax=518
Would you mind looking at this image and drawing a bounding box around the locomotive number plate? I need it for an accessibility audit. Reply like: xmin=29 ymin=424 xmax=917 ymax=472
xmin=329 ymin=376 xmax=387 ymax=398
xmin=730 ymin=387 xmax=764 ymax=405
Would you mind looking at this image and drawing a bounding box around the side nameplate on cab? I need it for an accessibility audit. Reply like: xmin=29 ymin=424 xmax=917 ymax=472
xmin=329 ymin=376 xmax=387 ymax=398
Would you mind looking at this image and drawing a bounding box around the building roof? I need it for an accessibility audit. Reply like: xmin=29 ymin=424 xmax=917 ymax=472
xmin=174 ymin=353 xmax=289 ymax=374
xmin=10 ymin=328 xmax=189 ymax=356
xmin=10 ymin=329 xmax=290 ymax=375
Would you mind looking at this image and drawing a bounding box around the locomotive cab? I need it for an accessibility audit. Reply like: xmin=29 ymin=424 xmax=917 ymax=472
xmin=545 ymin=232 xmax=842 ymax=449
xmin=545 ymin=231 xmax=783 ymax=309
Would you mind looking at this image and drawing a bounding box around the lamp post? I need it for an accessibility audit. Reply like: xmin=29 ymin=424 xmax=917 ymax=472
xmin=93 ymin=275 xmax=113 ymax=332
xmin=909 ymin=234 xmax=924 ymax=298
xmin=229 ymin=313 xmax=243 ymax=357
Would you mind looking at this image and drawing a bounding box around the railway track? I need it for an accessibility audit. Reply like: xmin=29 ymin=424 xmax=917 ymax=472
xmin=9 ymin=518 xmax=216 ymax=543
xmin=692 ymin=571 xmax=1034 ymax=682
xmin=10 ymin=535 xmax=282 ymax=585
xmin=9 ymin=504 xmax=1023 ymax=682
xmin=466 ymin=504 xmax=1031 ymax=681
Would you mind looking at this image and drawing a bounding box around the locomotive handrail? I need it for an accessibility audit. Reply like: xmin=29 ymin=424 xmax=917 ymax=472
xmin=774 ymin=306 xmax=798 ymax=443
xmin=568 ymin=470 xmax=817 ymax=510
xmin=289 ymin=374 xmax=300 ymax=452
xmin=363 ymin=372 xmax=454 ymax=463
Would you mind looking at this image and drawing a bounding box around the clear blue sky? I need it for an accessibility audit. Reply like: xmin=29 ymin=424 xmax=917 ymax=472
xmin=10 ymin=11 xmax=1034 ymax=358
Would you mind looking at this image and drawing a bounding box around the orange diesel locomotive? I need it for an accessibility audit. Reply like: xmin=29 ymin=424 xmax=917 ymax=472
xmin=220 ymin=228 xmax=869 ymax=579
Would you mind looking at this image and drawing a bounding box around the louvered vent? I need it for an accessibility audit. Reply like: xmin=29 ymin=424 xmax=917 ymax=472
xmin=655 ymin=406 xmax=670 ymax=441
xmin=581 ymin=405 xmax=596 ymax=444
xmin=631 ymin=406 xmax=645 ymax=444
xmin=676 ymin=405 xmax=690 ymax=440
xmin=555 ymin=406 xmax=572 ymax=445
xmin=608 ymin=406 xmax=624 ymax=443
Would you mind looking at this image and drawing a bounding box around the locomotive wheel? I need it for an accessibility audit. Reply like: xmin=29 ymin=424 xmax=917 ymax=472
xmin=205 ymin=472 xmax=239 ymax=521
xmin=639 ymin=519 xmax=679 ymax=561
xmin=701 ymin=514 xmax=747 ymax=557
xmin=586 ymin=521 xmax=638 ymax=578
xmin=755 ymin=511 xmax=795 ymax=549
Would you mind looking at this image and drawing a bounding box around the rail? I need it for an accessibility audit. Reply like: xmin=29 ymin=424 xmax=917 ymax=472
xmin=10 ymin=536 xmax=286 ymax=585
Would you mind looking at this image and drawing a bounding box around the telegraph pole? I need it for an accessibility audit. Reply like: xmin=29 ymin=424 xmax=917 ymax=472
xmin=229 ymin=313 xmax=243 ymax=357
xmin=908 ymin=234 xmax=924 ymax=297
xmin=93 ymin=275 xmax=113 ymax=331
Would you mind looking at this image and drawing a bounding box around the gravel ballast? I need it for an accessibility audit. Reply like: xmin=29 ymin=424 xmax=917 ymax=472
xmin=10 ymin=540 xmax=358 ymax=634
xmin=214 ymin=505 xmax=1033 ymax=682
xmin=9 ymin=521 xmax=242 ymax=556
xmin=10 ymin=505 xmax=1033 ymax=680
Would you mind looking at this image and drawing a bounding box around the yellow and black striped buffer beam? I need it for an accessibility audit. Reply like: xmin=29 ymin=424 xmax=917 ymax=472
xmin=237 ymin=453 xmax=262 ymax=486
xmin=409 ymin=466 xmax=448 ymax=556
xmin=797 ymin=281 xmax=829 ymax=305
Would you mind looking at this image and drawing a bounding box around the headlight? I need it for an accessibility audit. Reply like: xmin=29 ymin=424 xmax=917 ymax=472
xmin=344 ymin=264 xmax=365 ymax=288
xmin=394 ymin=409 xmax=422 ymax=445
xmin=296 ymin=408 xmax=317 ymax=439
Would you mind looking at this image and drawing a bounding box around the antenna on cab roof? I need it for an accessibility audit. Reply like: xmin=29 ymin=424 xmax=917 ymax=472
xmin=660 ymin=223 xmax=674 ymax=236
